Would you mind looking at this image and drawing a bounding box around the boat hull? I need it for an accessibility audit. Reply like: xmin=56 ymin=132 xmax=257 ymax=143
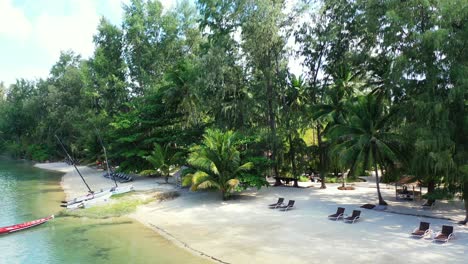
xmin=67 ymin=193 xmax=113 ymax=209
xmin=0 ymin=215 xmax=54 ymax=235
xmin=63 ymin=190 xmax=111 ymax=206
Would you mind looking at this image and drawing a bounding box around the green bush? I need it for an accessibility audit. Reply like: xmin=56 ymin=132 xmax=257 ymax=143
xmin=325 ymin=177 xmax=339 ymax=183
xmin=26 ymin=144 xmax=50 ymax=162
xmin=299 ymin=176 xmax=309 ymax=182
xmin=236 ymin=156 xmax=270 ymax=190
xmin=4 ymin=141 xmax=22 ymax=158
xmin=422 ymin=189 xmax=455 ymax=200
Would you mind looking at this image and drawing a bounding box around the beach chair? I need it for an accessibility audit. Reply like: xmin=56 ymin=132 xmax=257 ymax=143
xmin=411 ymin=222 xmax=432 ymax=238
xmin=433 ymin=225 xmax=454 ymax=243
xmin=328 ymin=207 xmax=345 ymax=220
xmin=279 ymin=200 xmax=295 ymax=211
xmin=268 ymin=198 xmax=284 ymax=209
xmin=344 ymin=210 xmax=361 ymax=223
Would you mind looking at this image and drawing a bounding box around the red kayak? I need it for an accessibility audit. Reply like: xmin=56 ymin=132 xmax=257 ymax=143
xmin=0 ymin=215 xmax=54 ymax=235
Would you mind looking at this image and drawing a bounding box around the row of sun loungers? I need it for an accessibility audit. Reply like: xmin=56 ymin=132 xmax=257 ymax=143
xmin=327 ymin=207 xmax=455 ymax=243
xmin=268 ymin=198 xmax=295 ymax=211
xmin=268 ymin=199 xmax=456 ymax=243
xmin=103 ymin=172 xmax=133 ymax=183
xmin=411 ymin=221 xmax=455 ymax=243
xmin=328 ymin=207 xmax=361 ymax=223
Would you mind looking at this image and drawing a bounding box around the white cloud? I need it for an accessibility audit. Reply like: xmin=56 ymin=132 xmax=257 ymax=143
xmin=33 ymin=0 xmax=100 ymax=60
xmin=0 ymin=0 xmax=32 ymax=40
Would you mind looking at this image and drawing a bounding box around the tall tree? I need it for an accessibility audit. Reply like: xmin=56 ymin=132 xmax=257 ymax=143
xmin=89 ymin=17 xmax=128 ymax=117
xmin=241 ymin=0 xmax=290 ymax=183
xmin=122 ymin=0 xmax=180 ymax=94
xmin=329 ymin=94 xmax=402 ymax=205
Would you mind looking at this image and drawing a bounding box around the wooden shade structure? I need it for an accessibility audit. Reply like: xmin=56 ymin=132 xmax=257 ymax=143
xmin=393 ymin=176 xmax=422 ymax=201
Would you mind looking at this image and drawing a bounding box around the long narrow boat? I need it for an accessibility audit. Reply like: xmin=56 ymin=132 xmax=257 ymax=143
xmin=0 ymin=215 xmax=54 ymax=235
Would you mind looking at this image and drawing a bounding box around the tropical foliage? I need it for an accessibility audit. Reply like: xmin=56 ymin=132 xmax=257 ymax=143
xmin=0 ymin=0 xmax=466 ymax=220
xmin=183 ymin=129 xmax=254 ymax=200
xmin=141 ymin=143 xmax=183 ymax=183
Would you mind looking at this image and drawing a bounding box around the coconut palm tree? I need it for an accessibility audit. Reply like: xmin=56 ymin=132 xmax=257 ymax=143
xmin=141 ymin=143 xmax=182 ymax=183
xmin=183 ymin=129 xmax=253 ymax=200
xmin=328 ymin=94 xmax=402 ymax=205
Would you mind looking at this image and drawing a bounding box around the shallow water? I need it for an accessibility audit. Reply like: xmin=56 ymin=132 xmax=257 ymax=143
xmin=0 ymin=159 xmax=209 ymax=264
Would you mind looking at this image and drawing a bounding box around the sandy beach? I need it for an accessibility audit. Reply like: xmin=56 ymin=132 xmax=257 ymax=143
xmin=36 ymin=162 xmax=467 ymax=264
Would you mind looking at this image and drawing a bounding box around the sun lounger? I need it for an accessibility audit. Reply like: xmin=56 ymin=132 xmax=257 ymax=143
xmin=268 ymin=198 xmax=284 ymax=209
xmin=344 ymin=210 xmax=361 ymax=223
xmin=279 ymin=200 xmax=295 ymax=211
xmin=433 ymin=225 xmax=454 ymax=243
xmin=411 ymin=222 xmax=432 ymax=238
xmin=328 ymin=207 xmax=345 ymax=220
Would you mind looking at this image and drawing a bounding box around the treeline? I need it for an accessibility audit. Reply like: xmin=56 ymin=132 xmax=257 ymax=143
xmin=0 ymin=0 xmax=467 ymax=213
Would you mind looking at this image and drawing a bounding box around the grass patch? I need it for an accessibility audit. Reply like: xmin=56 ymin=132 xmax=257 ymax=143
xmin=57 ymin=196 xmax=156 ymax=219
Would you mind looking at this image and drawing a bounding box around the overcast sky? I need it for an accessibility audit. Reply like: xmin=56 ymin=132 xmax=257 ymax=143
xmin=0 ymin=0 xmax=303 ymax=87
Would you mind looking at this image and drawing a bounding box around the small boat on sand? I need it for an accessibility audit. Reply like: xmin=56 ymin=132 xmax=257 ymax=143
xmin=62 ymin=189 xmax=111 ymax=206
xmin=66 ymin=192 xmax=113 ymax=209
xmin=0 ymin=215 xmax=54 ymax=235
xmin=62 ymin=185 xmax=134 ymax=207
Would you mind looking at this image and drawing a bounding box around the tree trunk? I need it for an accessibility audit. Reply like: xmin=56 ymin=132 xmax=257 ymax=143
xmin=265 ymin=70 xmax=280 ymax=186
xmin=460 ymin=182 xmax=468 ymax=225
xmin=342 ymin=171 xmax=346 ymax=188
xmin=317 ymin=124 xmax=326 ymax=189
xmin=372 ymin=143 xmax=387 ymax=205
xmin=425 ymin=180 xmax=436 ymax=206
xmin=288 ymin=134 xmax=296 ymax=178
xmin=222 ymin=190 xmax=230 ymax=201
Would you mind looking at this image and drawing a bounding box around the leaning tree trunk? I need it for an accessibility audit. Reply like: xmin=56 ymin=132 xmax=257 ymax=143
xmin=372 ymin=143 xmax=387 ymax=205
xmin=461 ymin=182 xmax=468 ymax=225
xmin=317 ymin=124 xmax=326 ymax=189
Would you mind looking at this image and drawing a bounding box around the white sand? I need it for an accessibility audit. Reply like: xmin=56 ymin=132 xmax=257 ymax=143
xmin=36 ymin=163 xmax=468 ymax=264
xmin=34 ymin=162 xmax=171 ymax=200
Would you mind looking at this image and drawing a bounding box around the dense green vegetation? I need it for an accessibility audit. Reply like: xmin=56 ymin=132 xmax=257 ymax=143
xmin=0 ymin=0 xmax=466 ymax=220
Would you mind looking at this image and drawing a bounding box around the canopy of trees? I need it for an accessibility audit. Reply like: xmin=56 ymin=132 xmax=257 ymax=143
xmin=0 ymin=0 xmax=466 ymax=216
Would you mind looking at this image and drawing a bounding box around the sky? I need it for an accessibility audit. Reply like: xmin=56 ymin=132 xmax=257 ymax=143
xmin=0 ymin=0 xmax=304 ymax=88
xmin=0 ymin=0 xmax=176 ymax=87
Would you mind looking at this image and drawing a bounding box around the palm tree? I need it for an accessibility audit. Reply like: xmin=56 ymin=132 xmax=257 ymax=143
xmin=183 ymin=129 xmax=253 ymax=200
xmin=141 ymin=143 xmax=182 ymax=183
xmin=328 ymin=94 xmax=402 ymax=205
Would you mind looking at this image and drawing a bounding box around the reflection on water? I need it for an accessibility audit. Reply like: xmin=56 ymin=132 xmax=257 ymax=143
xmin=0 ymin=159 xmax=210 ymax=264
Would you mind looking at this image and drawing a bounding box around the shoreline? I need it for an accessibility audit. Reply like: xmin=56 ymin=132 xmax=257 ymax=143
xmin=34 ymin=162 xmax=218 ymax=263
xmin=35 ymin=162 xmax=467 ymax=264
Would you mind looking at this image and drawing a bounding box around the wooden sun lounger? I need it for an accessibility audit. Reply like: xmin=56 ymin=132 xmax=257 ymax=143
xmin=433 ymin=225 xmax=454 ymax=243
xmin=279 ymin=200 xmax=295 ymax=211
xmin=268 ymin=198 xmax=284 ymax=209
xmin=328 ymin=207 xmax=345 ymax=220
xmin=411 ymin=222 xmax=432 ymax=238
xmin=343 ymin=210 xmax=361 ymax=223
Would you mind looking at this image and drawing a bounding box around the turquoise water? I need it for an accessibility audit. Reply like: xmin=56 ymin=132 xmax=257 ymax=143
xmin=0 ymin=159 xmax=209 ymax=264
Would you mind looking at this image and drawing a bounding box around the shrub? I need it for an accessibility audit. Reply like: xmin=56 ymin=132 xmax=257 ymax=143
xmin=325 ymin=177 xmax=339 ymax=183
xmin=26 ymin=144 xmax=50 ymax=162
xmin=4 ymin=141 xmax=22 ymax=158
xmin=299 ymin=176 xmax=309 ymax=182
